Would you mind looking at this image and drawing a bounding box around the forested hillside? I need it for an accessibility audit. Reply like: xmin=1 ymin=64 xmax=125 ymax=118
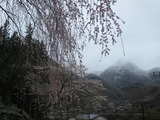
xmin=0 ymin=20 xmax=108 ymax=120
xmin=99 ymin=61 xmax=160 ymax=105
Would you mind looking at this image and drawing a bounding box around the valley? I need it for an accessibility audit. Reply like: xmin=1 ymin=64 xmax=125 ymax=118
xmin=86 ymin=61 xmax=160 ymax=119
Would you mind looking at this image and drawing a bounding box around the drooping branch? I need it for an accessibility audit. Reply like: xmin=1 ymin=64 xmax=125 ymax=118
xmin=0 ymin=0 xmax=123 ymax=69
xmin=0 ymin=5 xmax=21 ymax=34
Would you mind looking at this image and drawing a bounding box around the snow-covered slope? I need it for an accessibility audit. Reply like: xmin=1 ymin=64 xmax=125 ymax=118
xmin=96 ymin=61 xmax=160 ymax=101
xmin=99 ymin=61 xmax=148 ymax=90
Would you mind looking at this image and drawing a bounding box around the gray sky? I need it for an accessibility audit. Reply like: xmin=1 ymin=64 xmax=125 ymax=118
xmin=82 ymin=0 xmax=160 ymax=73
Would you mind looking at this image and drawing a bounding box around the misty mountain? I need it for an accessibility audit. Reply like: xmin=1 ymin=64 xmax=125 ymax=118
xmin=99 ymin=61 xmax=148 ymax=90
xmin=86 ymin=73 xmax=104 ymax=80
xmin=92 ymin=71 xmax=103 ymax=76
xmin=98 ymin=61 xmax=160 ymax=100
xmin=86 ymin=73 xmax=124 ymax=100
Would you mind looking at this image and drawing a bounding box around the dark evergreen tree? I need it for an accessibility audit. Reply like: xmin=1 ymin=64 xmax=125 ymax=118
xmin=0 ymin=24 xmax=28 ymax=105
xmin=2 ymin=19 xmax=10 ymax=40
xmin=24 ymin=23 xmax=48 ymax=66
xmin=0 ymin=21 xmax=49 ymax=119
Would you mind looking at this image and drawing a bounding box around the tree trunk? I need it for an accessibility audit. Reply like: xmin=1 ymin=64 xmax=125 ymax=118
xmin=2 ymin=85 xmax=13 ymax=106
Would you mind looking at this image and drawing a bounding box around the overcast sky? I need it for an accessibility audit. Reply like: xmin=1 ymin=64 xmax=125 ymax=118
xmin=82 ymin=0 xmax=160 ymax=73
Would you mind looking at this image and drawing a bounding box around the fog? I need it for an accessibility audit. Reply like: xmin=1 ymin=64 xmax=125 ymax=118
xmin=82 ymin=0 xmax=160 ymax=73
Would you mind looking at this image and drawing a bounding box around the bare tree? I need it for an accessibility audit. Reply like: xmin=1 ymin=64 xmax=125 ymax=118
xmin=0 ymin=0 xmax=123 ymax=68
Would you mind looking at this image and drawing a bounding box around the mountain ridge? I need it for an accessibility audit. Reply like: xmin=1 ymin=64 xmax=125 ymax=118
xmin=90 ymin=61 xmax=160 ymax=101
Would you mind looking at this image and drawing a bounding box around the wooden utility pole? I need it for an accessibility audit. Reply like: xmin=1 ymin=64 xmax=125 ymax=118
xmin=141 ymin=103 xmax=145 ymax=120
